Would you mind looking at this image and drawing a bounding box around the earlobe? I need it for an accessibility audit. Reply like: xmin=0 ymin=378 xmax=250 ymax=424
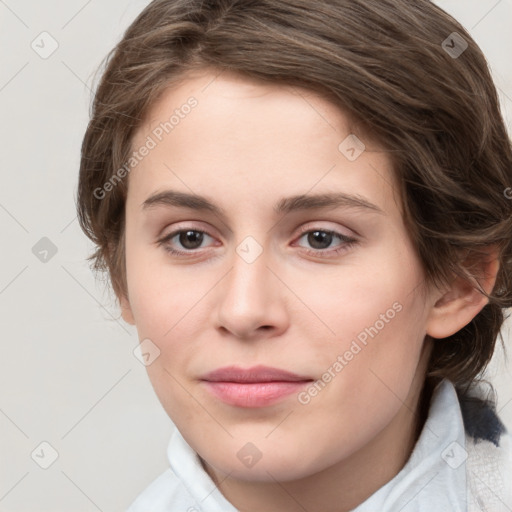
xmin=425 ymin=246 xmax=500 ymax=340
xmin=119 ymin=293 xmax=136 ymax=325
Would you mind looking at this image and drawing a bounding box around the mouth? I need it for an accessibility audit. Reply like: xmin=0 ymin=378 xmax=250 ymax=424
xmin=200 ymin=365 xmax=314 ymax=408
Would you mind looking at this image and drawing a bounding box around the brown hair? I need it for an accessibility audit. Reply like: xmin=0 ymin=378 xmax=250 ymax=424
xmin=77 ymin=0 xmax=512 ymax=392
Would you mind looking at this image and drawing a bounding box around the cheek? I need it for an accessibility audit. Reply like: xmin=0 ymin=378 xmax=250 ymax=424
xmin=333 ymin=286 xmax=428 ymax=420
xmin=304 ymin=249 xmax=424 ymax=346
xmin=301 ymin=244 xmax=428 ymax=397
xmin=124 ymin=239 xmax=198 ymax=331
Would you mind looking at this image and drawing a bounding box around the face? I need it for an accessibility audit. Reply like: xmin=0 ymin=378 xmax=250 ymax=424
xmin=121 ymin=69 xmax=439 ymax=482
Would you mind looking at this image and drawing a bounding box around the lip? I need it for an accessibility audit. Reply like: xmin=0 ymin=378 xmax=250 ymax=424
xmin=202 ymin=365 xmax=312 ymax=383
xmin=200 ymin=365 xmax=314 ymax=408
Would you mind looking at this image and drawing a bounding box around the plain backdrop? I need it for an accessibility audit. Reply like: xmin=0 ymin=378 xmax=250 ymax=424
xmin=0 ymin=1 xmax=511 ymax=511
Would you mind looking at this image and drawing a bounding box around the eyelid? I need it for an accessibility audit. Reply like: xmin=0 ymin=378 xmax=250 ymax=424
xmin=159 ymin=220 xmax=356 ymax=244
xmin=158 ymin=221 xmax=218 ymax=241
xmin=294 ymin=222 xmax=357 ymax=239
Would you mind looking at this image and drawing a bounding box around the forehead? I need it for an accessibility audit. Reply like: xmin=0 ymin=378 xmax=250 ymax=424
xmin=127 ymin=69 xmax=401 ymax=218
xmin=133 ymin=67 xmax=378 ymax=152
xmin=138 ymin=69 xmax=351 ymax=143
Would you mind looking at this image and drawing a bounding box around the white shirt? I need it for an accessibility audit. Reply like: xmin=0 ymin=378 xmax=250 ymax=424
xmin=126 ymin=380 xmax=512 ymax=512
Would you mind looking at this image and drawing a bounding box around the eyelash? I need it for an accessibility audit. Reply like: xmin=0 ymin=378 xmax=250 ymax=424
xmin=157 ymin=225 xmax=358 ymax=259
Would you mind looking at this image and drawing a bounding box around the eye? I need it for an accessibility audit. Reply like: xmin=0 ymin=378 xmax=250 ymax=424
xmin=157 ymin=229 xmax=215 ymax=256
xmin=294 ymin=227 xmax=358 ymax=258
xmin=157 ymin=226 xmax=358 ymax=259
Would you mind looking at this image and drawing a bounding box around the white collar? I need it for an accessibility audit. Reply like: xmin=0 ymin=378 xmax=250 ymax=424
xmin=166 ymin=428 xmax=239 ymax=511
xmin=353 ymin=379 xmax=467 ymax=511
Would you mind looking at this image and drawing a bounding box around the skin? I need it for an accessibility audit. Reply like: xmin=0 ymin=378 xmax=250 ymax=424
xmin=119 ymin=68 xmax=498 ymax=512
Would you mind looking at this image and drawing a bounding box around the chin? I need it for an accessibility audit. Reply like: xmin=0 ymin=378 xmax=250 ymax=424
xmin=202 ymin=442 xmax=332 ymax=483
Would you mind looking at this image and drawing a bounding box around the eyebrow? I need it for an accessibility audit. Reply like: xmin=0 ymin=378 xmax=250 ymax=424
xmin=141 ymin=190 xmax=385 ymax=216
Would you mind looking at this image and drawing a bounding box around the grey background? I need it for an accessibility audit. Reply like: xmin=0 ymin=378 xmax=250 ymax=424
xmin=0 ymin=1 xmax=511 ymax=510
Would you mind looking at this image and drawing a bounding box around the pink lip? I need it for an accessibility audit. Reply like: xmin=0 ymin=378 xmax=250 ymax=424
xmin=200 ymin=365 xmax=313 ymax=408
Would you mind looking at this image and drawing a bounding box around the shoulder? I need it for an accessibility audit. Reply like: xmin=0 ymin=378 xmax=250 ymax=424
xmin=465 ymin=430 xmax=512 ymax=511
xmin=459 ymin=387 xmax=512 ymax=511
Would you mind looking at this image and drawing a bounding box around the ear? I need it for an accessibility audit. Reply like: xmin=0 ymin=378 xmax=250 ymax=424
xmin=426 ymin=245 xmax=500 ymax=339
xmin=119 ymin=293 xmax=136 ymax=325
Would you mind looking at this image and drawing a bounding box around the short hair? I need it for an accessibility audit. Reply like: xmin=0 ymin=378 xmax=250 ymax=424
xmin=77 ymin=0 xmax=512 ymax=392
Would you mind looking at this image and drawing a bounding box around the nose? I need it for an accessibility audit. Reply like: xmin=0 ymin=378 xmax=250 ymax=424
xmin=215 ymin=240 xmax=289 ymax=340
